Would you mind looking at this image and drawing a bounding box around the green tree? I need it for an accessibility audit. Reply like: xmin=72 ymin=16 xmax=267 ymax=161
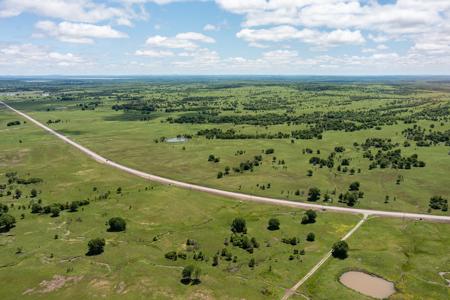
xmin=50 ymin=206 xmax=61 ymax=217
xmin=108 ymin=217 xmax=126 ymax=232
xmin=69 ymin=201 xmax=79 ymax=212
xmin=231 ymin=217 xmax=247 ymax=234
xmin=14 ymin=189 xmax=22 ymax=199
xmin=429 ymin=196 xmax=448 ymax=211
xmin=301 ymin=209 xmax=317 ymax=224
xmin=181 ymin=265 xmax=201 ymax=285
xmin=332 ymin=241 xmax=349 ymax=259
xmin=349 ymin=181 xmax=360 ymax=191
xmin=87 ymin=238 xmax=105 ymax=256
xmin=0 ymin=204 xmax=8 ymax=215
xmin=212 ymin=254 xmax=219 ymax=266
xmin=267 ymin=218 xmax=280 ymax=230
xmin=30 ymin=188 xmax=38 ymax=198
xmin=165 ymin=251 xmax=177 ymax=261
xmin=248 ymin=258 xmax=256 ymax=268
xmin=307 ymin=187 xmax=321 ymax=201
xmin=0 ymin=213 xmax=15 ymax=232
xmin=306 ymin=232 xmax=315 ymax=242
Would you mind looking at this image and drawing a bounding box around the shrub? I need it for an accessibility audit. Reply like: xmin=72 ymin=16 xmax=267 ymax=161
xmin=231 ymin=217 xmax=247 ymax=233
xmin=181 ymin=265 xmax=201 ymax=285
xmin=267 ymin=218 xmax=280 ymax=230
xmin=0 ymin=213 xmax=16 ymax=232
xmin=87 ymin=238 xmax=105 ymax=256
xmin=307 ymin=187 xmax=321 ymax=201
xmin=332 ymin=241 xmax=349 ymax=259
xmin=301 ymin=210 xmax=317 ymax=224
xmin=306 ymin=232 xmax=315 ymax=242
xmin=108 ymin=217 xmax=126 ymax=232
xmin=165 ymin=251 xmax=178 ymax=261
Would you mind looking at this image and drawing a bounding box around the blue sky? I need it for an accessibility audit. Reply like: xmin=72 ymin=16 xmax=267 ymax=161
xmin=0 ymin=0 xmax=450 ymax=75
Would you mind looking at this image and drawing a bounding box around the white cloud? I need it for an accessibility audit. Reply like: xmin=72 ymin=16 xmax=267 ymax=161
xmin=0 ymin=43 xmax=85 ymax=67
xmin=145 ymin=32 xmax=215 ymax=50
xmin=217 ymin=0 xmax=450 ymax=55
xmin=203 ymin=24 xmax=217 ymax=31
xmin=35 ymin=21 xmax=127 ymax=44
xmin=0 ymin=0 xmax=145 ymax=24
xmin=175 ymin=32 xmax=215 ymax=43
xmin=237 ymin=26 xmax=365 ymax=48
xmin=135 ymin=49 xmax=174 ymax=57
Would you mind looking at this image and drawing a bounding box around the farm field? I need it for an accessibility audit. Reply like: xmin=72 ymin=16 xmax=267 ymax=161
xmin=0 ymin=78 xmax=449 ymax=300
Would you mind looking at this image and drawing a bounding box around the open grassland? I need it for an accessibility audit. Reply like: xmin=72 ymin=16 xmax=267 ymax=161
xmin=0 ymin=79 xmax=449 ymax=300
xmin=0 ymin=107 xmax=361 ymax=299
xmin=2 ymin=80 xmax=449 ymax=214
xmin=300 ymin=217 xmax=450 ymax=300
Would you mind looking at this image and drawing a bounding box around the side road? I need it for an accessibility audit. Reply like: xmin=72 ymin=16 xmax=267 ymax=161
xmin=281 ymin=214 xmax=368 ymax=300
xmin=2 ymin=101 xmax=450 ymax=223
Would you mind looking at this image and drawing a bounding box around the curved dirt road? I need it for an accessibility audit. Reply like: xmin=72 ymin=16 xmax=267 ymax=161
xmin=2 ymin=101 xmax=450 ymax=223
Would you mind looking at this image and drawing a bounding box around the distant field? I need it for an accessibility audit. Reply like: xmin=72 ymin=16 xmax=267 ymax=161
xmin=2 ymin=80 xmax=449 ymax=214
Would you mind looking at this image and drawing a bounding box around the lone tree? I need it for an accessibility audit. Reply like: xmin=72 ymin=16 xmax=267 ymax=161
xmin=181 ymin=265 xmax=201 ymax=285
xmin=267 ymin=218 xmax=280 ymax=231
xmin=301 ymin=209 xmax=317 ymax=224
xmin=429 ymin=196 xmax=448 ymax=211
xmin=0 ymin=214 xmax=16 ymax=232
xmin=87 ymin=238 xmax=105 ymax=256
xmin=306 ymin=232 xmax=315 ymax=242
xmin=349 ymin=181 xmax=360 ymax=191
xmin=332 ymin=240 xmax=349 ymax=259
xmin=307 ymin=187 xmax=321 ymax=201
xmin=231 ymin=217 xmax=247 ymax=234
xmin=108 ymin=217 xmax=126 ymax=232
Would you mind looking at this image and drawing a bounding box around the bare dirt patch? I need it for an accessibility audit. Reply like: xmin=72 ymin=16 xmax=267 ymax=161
xmin=23 ymin=275 xmax=83 ymax=295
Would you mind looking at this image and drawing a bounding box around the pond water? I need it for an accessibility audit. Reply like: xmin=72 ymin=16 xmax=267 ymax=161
xmin=166 ymin=137 xmax=188 ymax=143
xmin=340 ymin=271 xmax=395 ymax=299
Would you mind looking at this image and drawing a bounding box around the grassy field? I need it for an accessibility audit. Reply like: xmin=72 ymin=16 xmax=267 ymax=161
xmin=1 ymin=79 xmax=449 ymax=299
xmin=300 ymin=217 xmax=450 ymax=300
xmin=0 ymin=106 xmax=361 ymax=299
xmin=1 ymin=80 xmax=449 ymax=214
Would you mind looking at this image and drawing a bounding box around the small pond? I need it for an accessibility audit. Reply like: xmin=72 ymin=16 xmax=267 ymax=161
xmin=340 ymin=271 xmax=395 ymax=299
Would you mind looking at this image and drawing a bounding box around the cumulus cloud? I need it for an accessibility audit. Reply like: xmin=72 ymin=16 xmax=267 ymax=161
xmin=35 ymin=21 xmax=127 ymax=44
xmin=135 ymin=49 xmax=174 ymax=57
xmin=217 ymin=0 xmax=450 ymax=54
xmin=0 ymin=0 xmax=146 ymax=25
xmin=175 ymin=32 xmax=215 ymax=43
xmin=237 ymin=26 xmax=365 ymax=48
xmin=145 ymin=32 xmax=215 ymax=50
xmin=203 ymin=24 xmax=218 ymax=31
xmin=0 ymin=43 xmax=85 ymax=67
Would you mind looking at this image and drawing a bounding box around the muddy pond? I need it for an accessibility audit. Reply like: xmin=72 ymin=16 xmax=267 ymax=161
xmin=340 ymin=271 xmax=395 ymax=299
